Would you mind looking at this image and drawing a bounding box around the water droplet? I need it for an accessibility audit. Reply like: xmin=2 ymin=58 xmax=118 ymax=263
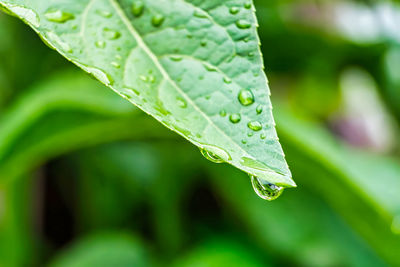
xmin=124 ymin=86 xmax=140 ymax=96
xmin=205 ymin=95 xmax=211 ymax=100
xmin=229 ymin=7 xmax=239 ymax=15
xmin=242 ymin=139 xmax=247 ymax=144
xmin=111 ymin=61 xmax=120 ymax=68
xmin=250 ymin=175 xmax=283 ymax=201
xmin=131 ymin=0 xmax=144 ymax=17
xmin=149 ymin=75 xmax=156 ymax=83
xmin=152 ymin=14 xmax=165 ymax=27
xmin=115 ymin=55 xmax=122 ymax=60
xmin=236 ymin=19 xmax=251 ymax=29
xmin=95 ymin=40 xmax=106 ymax=48
xmin=248 ymin=121 xmax=262 ymax=131
xmin=96 ymin=10 xmax=112 ymax=18
xmin=238 ymin=89 xmax=255 ymax=106
xmin=260 ymin=133 xmax=266 ymax=140
xmin=140 ymin=75 xmax=149 ymax=82
xmin=80 ymin=65 xmax=113 ymax=86
xmin=186 ymin=33 xmax=193 ymax=39
xmin=248 ymin=52 xmax=254 ymax=57
xmin=176 ymin=97 xmax=187 ymax=108
xmin=229 ymin=113 xmax=241 ymax=124
xmin=248 ymin=132 xmax=254 ymax=137
xmin=200 ymin=40 xmax=207 ymax=47
xmin=5 ymin=4 xmax=40 ymax=27
xmin=223 ymin=77 xmax=232 ymax=84
xmin=244 ymin=2 xmax=252 ymax=9
xmin=45 ymin=10 xmax=74 ymax=23
xmin=193 ymin=10 xmax=207 ymax=18
xmin=219 ymin=109 xmax=227 ymax=117
xmin=170 ymin=55 xmax=183 ymax=62
xmin=256 ymin=105 xmax=263 ymax=114
xmin=46 ymin=31 xmax=72 ymax=53
xmin=103 ymin=28 xmax=121 ymax=40
xmin=200 ymin=145 xmax=231 ymax=163
xmin=203 ymin=63 xmax=217 ymax=72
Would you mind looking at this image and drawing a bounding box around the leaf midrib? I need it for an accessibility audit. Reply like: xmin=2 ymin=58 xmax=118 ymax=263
xmin=108 ymin=0 xmax=258 ymax=166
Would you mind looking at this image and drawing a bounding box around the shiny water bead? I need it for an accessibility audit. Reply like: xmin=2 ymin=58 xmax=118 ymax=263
xmin=229 ymin=113 xmax=241 ymax=124
xmin=250 ymin=175 xmax=284 ymax=201
xmin=132 ymin=0 xmax=144 ymax=17
xmin=248 ymin=121 xmax=262 ymax=131
xmin=238 ymin=89 xmax=255 ymax=106
xmin=236 ymin=19 xmax=251 ymax=29
xmin=45 ymin=10 xmax=74 ymax=23
xmin=152 ymin=14 xmax=165 ymax=27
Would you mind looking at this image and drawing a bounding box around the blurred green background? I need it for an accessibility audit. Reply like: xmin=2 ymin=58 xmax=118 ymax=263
xmin=0 ymin=0 xmax=400 ymax=266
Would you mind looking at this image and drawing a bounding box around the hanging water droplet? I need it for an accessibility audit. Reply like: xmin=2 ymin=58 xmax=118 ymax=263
xmin=229 ymin=7 xmax=239 ymax=15
xmin=250 ymin=175 xmax=283 ymax=201
xmin=256 ymin=105 xmax=263 ymax=114
xmin=193 ymin=10 xmax=207 ymax=18
xmin=248 ymin=121 xmax=262 ymax=131
xmin=95 ymin=40 xmax=106 ymax=48
xmin=244 ymin=2 xmax=252 ymax=9
xmin=229 ymin=113 xmax=241 ymax=124
xmin=200 ymin=145 xmax=231 ymax=163
xmin=103 ymin=28 xmax=121 ymax=40
xmin=5 ymin=4 xmax=40 ymax=27
xmin=46 ymin=31 xmax=72 ymax=53
xmin=236 ymin=19 xmax=251 ymax=29
xmin=45 ymin=10 xmax=74 ymax=23
xmin=96 ymin=10 xmax=112 ymax=18
xmin=223 ymin=77 xmax=232 ymax=84
xmin=176 ymin=97 xmax=187 ymax=108
xmin=238 ymin=89 xmax=255 ymax=106
xmin=111 ymin=61 xmax=120 ymax=68
xmin=131 ymin=0 xmax=144 ymax=17
xmin=219 ymin=109 xmax=227 ymax=117
xmin=170 ymin=55 xmax=183 ymax=62
xmin=151 ymin=14 xmax=165 ymax=27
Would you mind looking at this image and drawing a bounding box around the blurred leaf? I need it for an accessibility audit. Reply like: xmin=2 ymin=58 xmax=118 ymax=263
xmin=0 ymin=0 xmax=294 ymax=188
xmin=0 ymin=70 xmax=172 ymax=182
xmin=173 ymin=238 xmax=267 ymax=267
xmin=49 ymin=232 xmax=153 ymax=267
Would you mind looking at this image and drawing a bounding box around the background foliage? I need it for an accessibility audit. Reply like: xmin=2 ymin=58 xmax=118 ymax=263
xmin=0 ymin=0 xmax=399 ymax=266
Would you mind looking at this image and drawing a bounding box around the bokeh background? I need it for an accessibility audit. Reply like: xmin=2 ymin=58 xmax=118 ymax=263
xmin=0 ymin=0 xmax=400 ymax=266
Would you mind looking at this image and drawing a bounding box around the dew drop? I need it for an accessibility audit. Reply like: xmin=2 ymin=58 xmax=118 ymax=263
xmin=236 ymin=19 xmax=251 ymax=29
xmin=250 ymin=175 xmax=283 ymax=201
xmin=81 ymin=65 xmax=113 ymax=86
xmin=200 ymin=145 xmax=231 ymax=163
xmin=45 ymin=10 xmax=74 ymax=23
xmin=193 ymin=10 xmax=207 ymax=18
xmin=244 ymin=2 xmax=252 ymax=9
xmin=260 ymin=133 xmax=266 ymax=140
xmin=95 ymin=40 xmax=106 ymax=48
xmin=149 ymin=75 xmax=156 ymax=83
xmin=46 ymin=31 xmax=72 ymax=53
xmin=248 ymin=52 xmax=254 ymax=57
xmin=140 ymin=75 xmax=149 ymax=82
xmin=229 ymin=7 xmax=239 ymax=15
xmin=151 ymin=14 xmax=165 ymax=27
xmin=219 ymin=109 xmax=227 ymax=117
xmin=248 ymin=121 xmax=262 ymax=131
xmin=5 ymin=4 xmax=40 ymax=27
xmin=203 ymin=63 xmax=217 ymax=72
xmin=103 ymin=28 xmax=121 ymax=40
xmin=256 ymin=105 xmax=263 ymax=114
xmin=176 ymin=97 xmax=187 ymax=108
xmin=170 ymin=55 xmax=183 ymax=62
xmin=96 ymin=10 xmax=112 ymax=18
xmin=223 ymin=77 xmax=232 ymax=84
xmin=238 ymin=89 xmax=255 ymax=106
xmin=229 ymin=113 xmax=241 ymax=124
xmin=248 ymin=132 xmax=254 ymax=137
xmin=241 ymin=139 xmax=247 ymax=144
xmin=131 ymin=0 xmax=144 ymax=17
xmin=200 ymin=40 xmax=207 ymax=47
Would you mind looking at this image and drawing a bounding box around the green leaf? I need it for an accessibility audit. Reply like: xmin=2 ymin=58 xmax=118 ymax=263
xmin=49 ymin=232 xmax=153 ymax=267
xmin=0 ymin=0 xmax=294 ymax=188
